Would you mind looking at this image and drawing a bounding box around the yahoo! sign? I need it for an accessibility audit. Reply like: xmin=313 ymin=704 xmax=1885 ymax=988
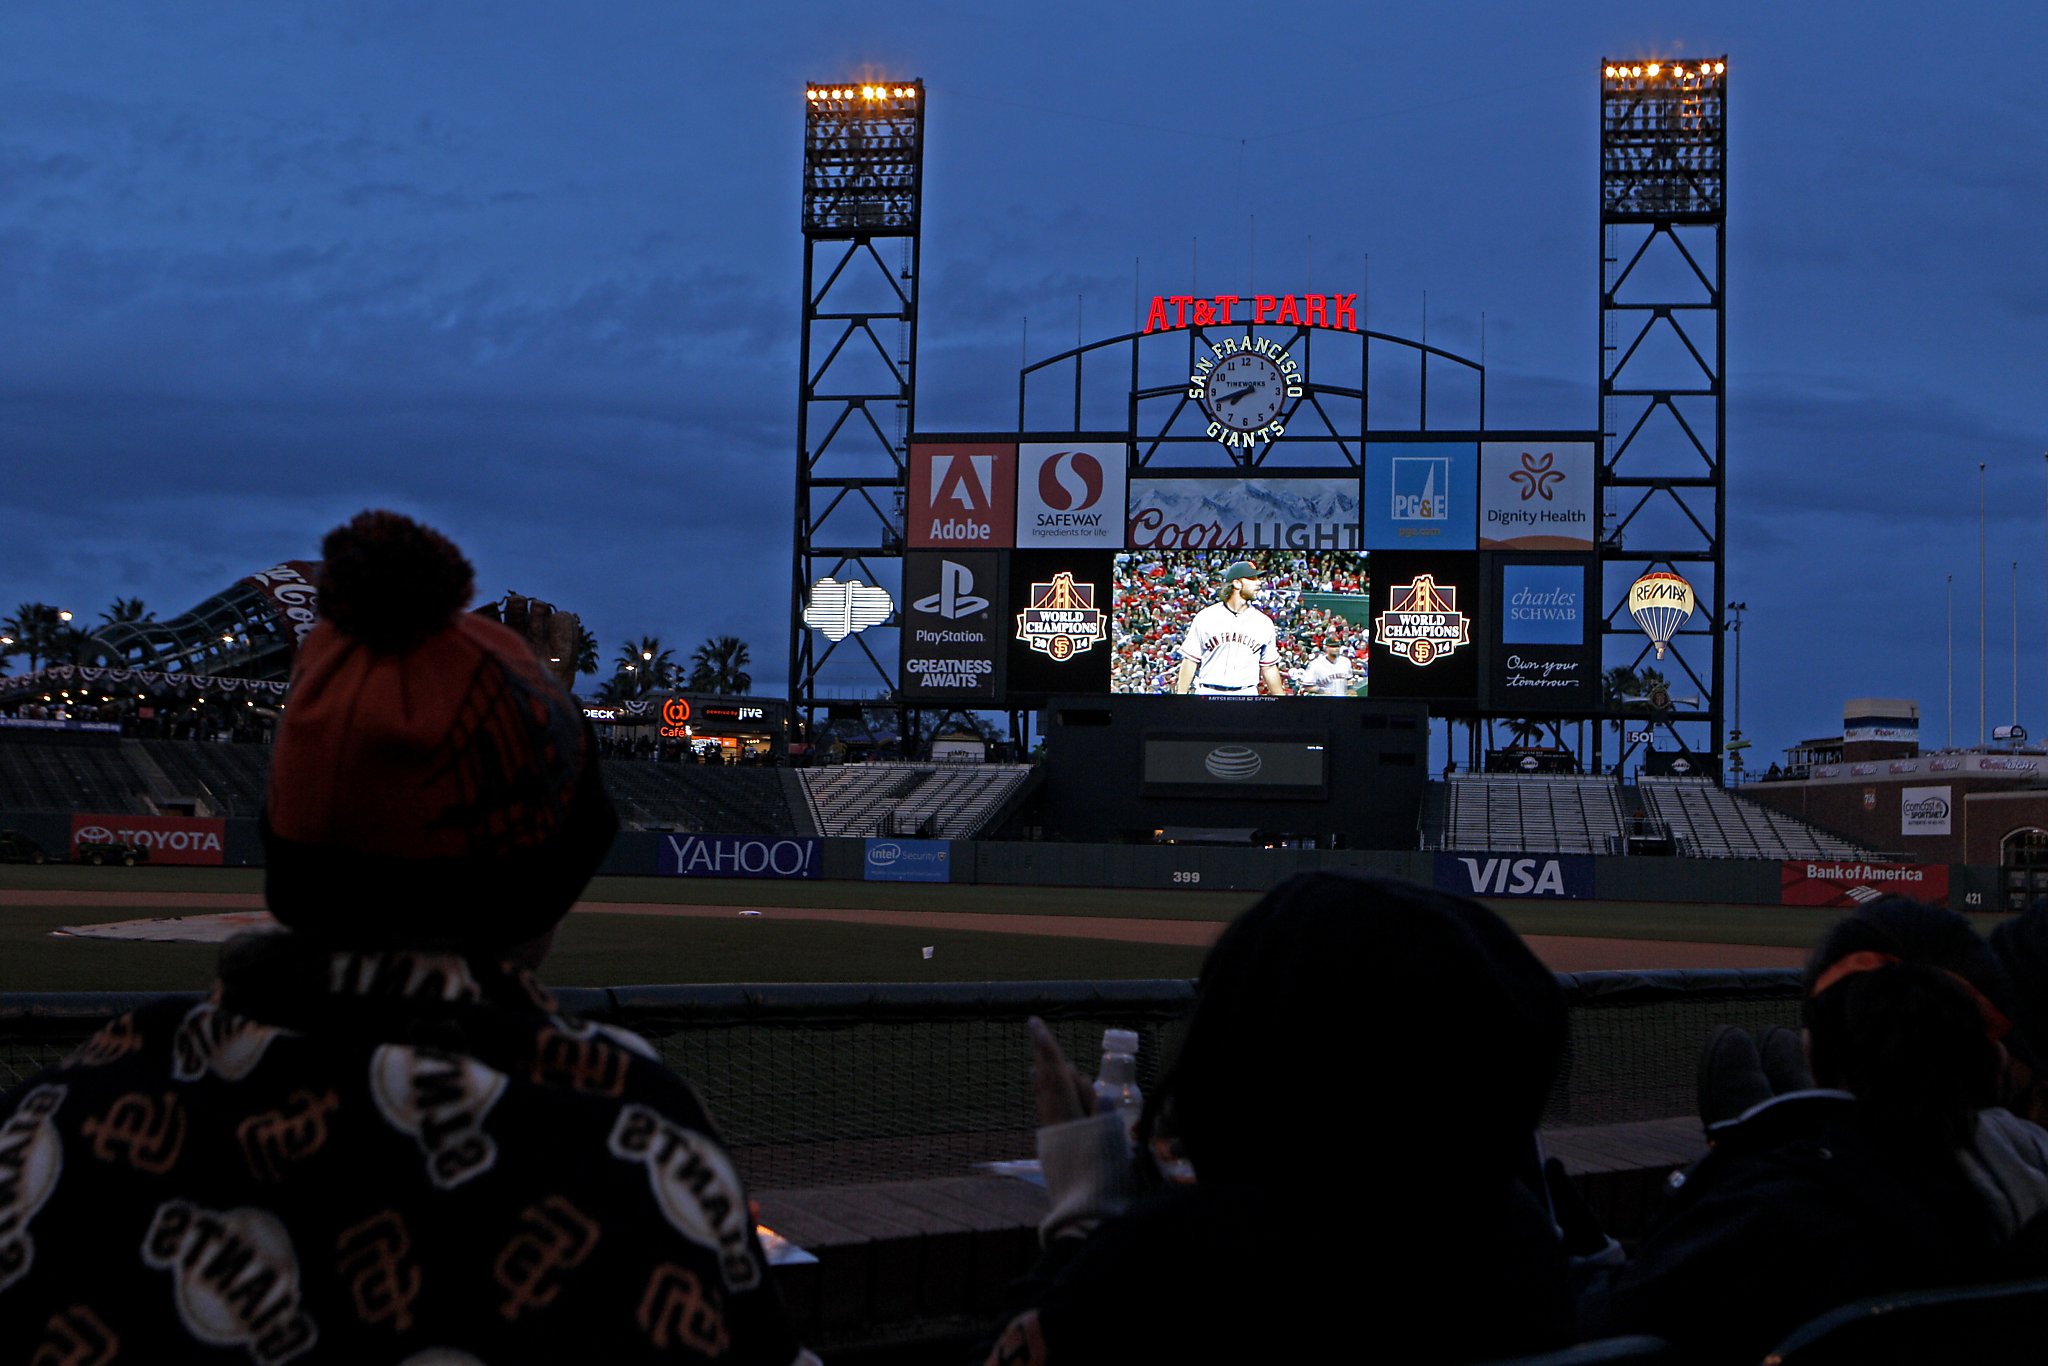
xmin=658 ymin=835 xmax=821 ymax=880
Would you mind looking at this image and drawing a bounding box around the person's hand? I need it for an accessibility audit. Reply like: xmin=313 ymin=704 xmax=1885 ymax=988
xmin=1029 ymin=1016 xmax=1093 ymax=1127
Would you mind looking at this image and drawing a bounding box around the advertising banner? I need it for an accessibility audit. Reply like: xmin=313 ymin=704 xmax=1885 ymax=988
xmin=1780 ymin=860 xmax=1950 ymax=909
xmin=1006 ymin=551 xmax=1114 ymax=696
xmin=900 ymin=552 xmax=1005 ymax=701
xmin=1478 ymin=442 xmax=1596 ymax=550
xmin=1016 ymin=442 xmax=1127 ymax=549
xmin=1126 ymin=477 xmax=1360 ymax=552
xmin=241 ymin=560 xmax=323 ymax=652
xmin=658 ymin=835 xmax=821 ymax=879
xmin=1435 ymin=852 xmax=1595 ymax=900
xmin=1364 ymin=442 xmax=1478 ymax=550
xmin=907 ymin=440 xmax=1016 ymax=549
xmin=863 ymin=838 xmax=952 ymax=883
xmin=1367 ymin=552 xmax=1481 ymax=703
xmin=1141 ymin=735 xmax=1330 ymax=798
xmin=1901 ymin=786 xmax=1953 ymax=837
xmin=1490 ymin=558 xmax=1597 ymax=711
xmin=71 ymin=813 xmax=226 ymax=866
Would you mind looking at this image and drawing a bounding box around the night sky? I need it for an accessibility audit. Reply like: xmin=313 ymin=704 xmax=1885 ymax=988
xmin=3 ymin=3 xmax=2044 ymax=763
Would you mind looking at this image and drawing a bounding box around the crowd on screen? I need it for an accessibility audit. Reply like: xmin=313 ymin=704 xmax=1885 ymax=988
xmin=1110 ymin=550 xmax=1371 ymax=694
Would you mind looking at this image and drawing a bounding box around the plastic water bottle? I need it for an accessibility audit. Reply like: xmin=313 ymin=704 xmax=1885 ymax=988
xmin=1092 ymin=1028 xmax=1143 ymax=1144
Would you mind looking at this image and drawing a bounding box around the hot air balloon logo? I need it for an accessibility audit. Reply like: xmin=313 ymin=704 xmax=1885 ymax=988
xmin=1627 ymin=572 xmax=1695 ymax=659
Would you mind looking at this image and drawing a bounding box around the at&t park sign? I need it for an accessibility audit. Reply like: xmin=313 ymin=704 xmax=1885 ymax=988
xmin=1142 ymin=292 xmax=1359 ymax=452
xmin=1142 ymin=293 xmax=1360 ymax=333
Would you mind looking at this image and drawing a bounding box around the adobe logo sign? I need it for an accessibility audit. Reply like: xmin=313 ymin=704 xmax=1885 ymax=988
xmin=1014 ymin=441 xmax=1127 ymax=548
xmin=908 ymin=441 xmax=1016 ymax=548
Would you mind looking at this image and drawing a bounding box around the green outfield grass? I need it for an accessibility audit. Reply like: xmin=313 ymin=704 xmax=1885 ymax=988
xmin=0 ymin=863 xmax=1932 ymax=994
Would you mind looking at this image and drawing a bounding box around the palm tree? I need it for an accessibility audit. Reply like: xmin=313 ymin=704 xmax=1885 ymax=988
xmin=688 ymin=635 xmax=752 ymax=695
xmin=573 ymin=626 xmax=600 ymax=677
xmin=613 ymin=636 xmax=676 ymax=698
xmin=2 ymin=603 xmax=69 ymax=673
xmin=99 ymin=597 xmax=154 ymax=626
xmin=1504 ymin=717 xmax=1547 ymax=749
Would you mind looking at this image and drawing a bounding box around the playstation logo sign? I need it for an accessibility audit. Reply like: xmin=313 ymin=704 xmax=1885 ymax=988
xmin=912 ymin=560 xmax=990 ymax=619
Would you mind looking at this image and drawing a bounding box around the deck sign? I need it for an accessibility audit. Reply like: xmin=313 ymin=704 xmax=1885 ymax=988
xmin=1435 ymin=853 xmax=1594 ymax=900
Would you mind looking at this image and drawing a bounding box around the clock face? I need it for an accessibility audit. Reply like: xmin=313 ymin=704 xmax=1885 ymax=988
xmin=1203 ymin=351 xmax=1287 ymax=431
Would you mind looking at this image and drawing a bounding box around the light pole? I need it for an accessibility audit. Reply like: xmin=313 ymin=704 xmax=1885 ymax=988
xmin=1726 ymin=601 xmax=1747 ymax=784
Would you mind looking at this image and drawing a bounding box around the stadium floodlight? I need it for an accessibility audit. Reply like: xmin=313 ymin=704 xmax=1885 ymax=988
xmin=802 ymin=77 xmax=924 ymax=236
xmin=1599 ymin=55 xmax=1727 ymax=219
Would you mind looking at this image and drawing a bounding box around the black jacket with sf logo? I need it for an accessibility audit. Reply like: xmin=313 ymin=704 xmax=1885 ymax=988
xmin=0 ymin=933 xmax=811 ymax=1365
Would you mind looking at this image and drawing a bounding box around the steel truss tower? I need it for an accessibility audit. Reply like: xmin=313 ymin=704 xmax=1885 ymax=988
xmin=792 ymin=80 xmax=925 ymax=740
xmin=1596 ymin=58 xmax=1729 ymax=776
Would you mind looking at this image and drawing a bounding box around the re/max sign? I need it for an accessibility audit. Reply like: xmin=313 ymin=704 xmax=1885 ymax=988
xmin=1143 ymin=293 xmax=1359 ymax=333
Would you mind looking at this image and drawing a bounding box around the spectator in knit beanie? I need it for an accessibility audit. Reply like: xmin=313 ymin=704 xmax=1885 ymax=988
xmin=0 ymin=511 xmax=814 ymax=1365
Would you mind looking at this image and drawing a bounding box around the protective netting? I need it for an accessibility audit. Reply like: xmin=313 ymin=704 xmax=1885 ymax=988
xmin=0 ymin=970 xmax=1801 ymax=1189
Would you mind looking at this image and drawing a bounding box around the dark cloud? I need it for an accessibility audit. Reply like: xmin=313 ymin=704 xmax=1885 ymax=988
xmin=3 ymin=2 xmax=2047 ymax=755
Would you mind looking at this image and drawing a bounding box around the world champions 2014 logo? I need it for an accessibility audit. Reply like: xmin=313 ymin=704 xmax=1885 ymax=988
xmin=1374 ymin=575 xmax=1471 ymax=666
xmin=1015 ymin=572 xmax=1107 ymax=661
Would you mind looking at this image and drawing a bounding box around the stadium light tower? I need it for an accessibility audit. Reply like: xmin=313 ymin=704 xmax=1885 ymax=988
xmin=791 ymin=80 xmax=926 ymax=742
xmin=1595 ymin=58 xmax=1729 ymax=777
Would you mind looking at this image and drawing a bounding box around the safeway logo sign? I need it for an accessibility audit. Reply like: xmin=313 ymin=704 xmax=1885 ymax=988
xmin=912 ymin=560 xmax=990 ymax=619
xmin=1434 ymin=852 xmax=1594 ymax=900
xmin=1015 ymin=442 xmax=1125 ymax=548
xmin=908 ymin=440 xmax=1016 ymax=548
xmin=72 ymin=813 xmax=227 ymax=866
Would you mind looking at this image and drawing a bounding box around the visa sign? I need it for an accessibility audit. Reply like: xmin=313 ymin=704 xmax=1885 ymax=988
xmin=1434 ymin=852 xmax=1594 ymax=900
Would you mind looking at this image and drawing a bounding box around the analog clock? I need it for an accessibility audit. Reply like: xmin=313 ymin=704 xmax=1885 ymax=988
xmin=1202 ymin=350 xmax=1288 ymax=432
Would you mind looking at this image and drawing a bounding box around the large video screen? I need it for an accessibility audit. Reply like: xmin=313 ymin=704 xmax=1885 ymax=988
xmin=1111 ymin=550 xmax=1371 ymax=696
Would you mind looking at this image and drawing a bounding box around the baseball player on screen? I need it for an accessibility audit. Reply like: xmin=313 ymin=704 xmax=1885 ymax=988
xmin=1173 ymin=560 xmax=1288 ymax=696
xmin=1298 ymin=637 xmax=1360 ymax=696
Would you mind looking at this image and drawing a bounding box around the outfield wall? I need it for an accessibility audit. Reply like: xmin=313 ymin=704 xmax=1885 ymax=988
xmin=610 ymin=831 xmax=2005 ymax=911
xmin=0 ymin=807 xmax=2005 ymax=910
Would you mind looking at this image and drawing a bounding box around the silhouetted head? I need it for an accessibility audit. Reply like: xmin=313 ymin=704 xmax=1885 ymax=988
xmin=1803 ymin=896 xmax=2012 ymax=1156
xmin=1152 ymin=870 xmax=1565 ymax=1188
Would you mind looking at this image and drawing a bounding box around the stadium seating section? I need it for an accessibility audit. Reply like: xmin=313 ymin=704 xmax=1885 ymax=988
xmin=1432 ymin=772 xmax=1874 ymax=860
xmin=0 ymin=737 xmax=1036 ymax=840
xmin=0 ymin=734 xmax=1880 ymax=856
xmin=1636 ymin=776 xmax=1867 ymax=859
xmin=1439 ymin=775 xmax=1628 ymax=854
xmin=799 ymin=762 xmax=1035 ymax=839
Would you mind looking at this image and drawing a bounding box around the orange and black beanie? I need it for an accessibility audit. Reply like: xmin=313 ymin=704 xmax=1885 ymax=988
xmin=261 ymin=511 xmax=616 ymax=948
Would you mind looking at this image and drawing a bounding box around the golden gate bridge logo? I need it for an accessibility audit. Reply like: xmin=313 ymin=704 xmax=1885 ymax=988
xmin=1015 ymin=572 xmax=1107 ymax=661
xmin=1374 ymin=574 xmax=1471 ymax=666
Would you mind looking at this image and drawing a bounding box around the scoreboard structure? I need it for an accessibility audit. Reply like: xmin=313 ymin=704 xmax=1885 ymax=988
xmin=793 ymin=60 xmax=1731 ymax=778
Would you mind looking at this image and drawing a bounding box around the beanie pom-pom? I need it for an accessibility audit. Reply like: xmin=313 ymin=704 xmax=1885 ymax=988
xmin=318 ymin=510 xmax=475 ymax=652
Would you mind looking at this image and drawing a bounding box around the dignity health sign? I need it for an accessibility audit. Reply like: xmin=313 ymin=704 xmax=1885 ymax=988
xmin=659 ymin=835 xmax=821 ymax=879
xmin=1478 ymin=443 xmax=1595 ymax=551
